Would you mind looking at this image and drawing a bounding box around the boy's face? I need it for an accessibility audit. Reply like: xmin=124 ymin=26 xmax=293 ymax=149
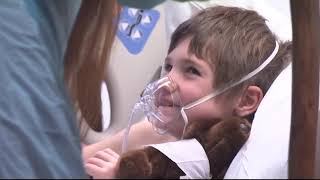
xmin=161 ymin=38 xmax=238 ymax=123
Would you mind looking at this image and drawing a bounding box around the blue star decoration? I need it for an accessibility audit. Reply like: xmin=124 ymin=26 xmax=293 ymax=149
xmin=117 ymin=6 xmax=160 ymax=55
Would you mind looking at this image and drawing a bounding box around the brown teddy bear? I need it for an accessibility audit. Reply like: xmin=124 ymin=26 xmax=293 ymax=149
xmin=116 ymin=117 xmax=251 ymax=179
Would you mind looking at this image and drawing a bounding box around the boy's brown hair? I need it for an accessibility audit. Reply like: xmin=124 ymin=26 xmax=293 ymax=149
xmin=168 ymin=6 xmax=291 ymax=96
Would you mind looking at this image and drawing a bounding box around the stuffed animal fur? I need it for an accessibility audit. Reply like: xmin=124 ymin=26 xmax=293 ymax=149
xmin=116 ymin=117 xmax=251 ymax=179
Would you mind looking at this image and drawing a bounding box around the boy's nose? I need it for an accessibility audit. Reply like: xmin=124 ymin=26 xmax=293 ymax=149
xmin=156 ymin=75 xmax=181 ymax=107
xmin=166 ymin=75 xmax=178 ymax=93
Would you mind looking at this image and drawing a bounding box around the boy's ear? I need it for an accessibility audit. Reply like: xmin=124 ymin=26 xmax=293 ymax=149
xmin=234 ymin=85 xmax=263 ymax=117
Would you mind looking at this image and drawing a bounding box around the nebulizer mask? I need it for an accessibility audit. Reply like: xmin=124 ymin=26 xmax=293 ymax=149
xmin=121 ymin=41 xmax=279 ymax=154
xmin=121 ymin=76 xmax=185 ymax=153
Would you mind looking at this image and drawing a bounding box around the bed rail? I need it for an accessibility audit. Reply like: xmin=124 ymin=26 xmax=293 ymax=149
xmin=289 ymin=0 xmax=320 ymax=178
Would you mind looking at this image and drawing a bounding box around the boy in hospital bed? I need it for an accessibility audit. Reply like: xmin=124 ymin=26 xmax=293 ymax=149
xmin=83 ymin=6 xmax=292 ymax=178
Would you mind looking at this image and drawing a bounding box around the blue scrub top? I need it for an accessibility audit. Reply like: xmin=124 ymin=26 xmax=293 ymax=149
xmin=0 ymin=0 xmax=86 ymax=178
xmin=0 ymin=0 xmax=165 ymax=178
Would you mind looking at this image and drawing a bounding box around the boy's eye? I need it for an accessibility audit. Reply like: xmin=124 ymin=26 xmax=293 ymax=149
xmin=186 ymin=67 xmax=201 ymax=76
xmin=163 ymin=63 xmax=172 ymax=72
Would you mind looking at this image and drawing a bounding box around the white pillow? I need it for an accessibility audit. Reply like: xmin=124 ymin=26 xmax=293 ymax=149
xmin=224 ymin=63 xmax=292 ymax=179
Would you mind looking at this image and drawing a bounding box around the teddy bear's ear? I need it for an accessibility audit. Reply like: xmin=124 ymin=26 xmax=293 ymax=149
xmin=182 ymin=118 xmax=222 ymax=139
xmin=203 ymin=117 xmax=251 ymax=149
xmin=117 ymin=146 xmax=186 ymax=179
xmin=116 ymin=149 xmax=153 ymax=179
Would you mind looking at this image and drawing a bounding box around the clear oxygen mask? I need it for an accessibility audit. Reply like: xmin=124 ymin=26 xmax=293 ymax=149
xmin=121 ymin=76 xmax=186 ymax=153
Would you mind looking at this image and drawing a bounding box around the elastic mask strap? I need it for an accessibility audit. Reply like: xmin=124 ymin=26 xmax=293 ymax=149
xmin=183 ymin=41 xmax=279 ymax=110
xmin=180 ymin=108 xmax=189 ymax=140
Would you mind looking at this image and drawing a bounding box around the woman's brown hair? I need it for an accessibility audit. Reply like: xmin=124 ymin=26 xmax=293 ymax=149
xmin=64 ymin=0 xmax=120 ymax=136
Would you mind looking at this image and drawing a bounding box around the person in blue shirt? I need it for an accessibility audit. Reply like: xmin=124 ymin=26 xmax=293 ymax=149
xmin=0 ymin=0 xmax=163 ymax=178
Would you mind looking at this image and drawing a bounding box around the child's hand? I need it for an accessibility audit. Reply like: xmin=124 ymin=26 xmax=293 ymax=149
xmin=84 ymin=148 xmax=120 ymax=179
